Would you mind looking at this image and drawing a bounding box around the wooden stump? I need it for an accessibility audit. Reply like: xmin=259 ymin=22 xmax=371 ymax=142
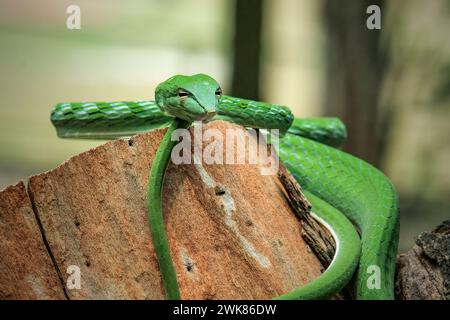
xmin=2 ymin=120 xmax=447 ymax=300
xmin=0 ymin=121 xmax=324 ymax=300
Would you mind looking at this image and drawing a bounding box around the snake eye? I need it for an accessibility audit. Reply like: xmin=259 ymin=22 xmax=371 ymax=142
xmin=178 ymin=90 xmax=189 ymax=100
xmin=215 ymin=88 xmax=222 ymax=97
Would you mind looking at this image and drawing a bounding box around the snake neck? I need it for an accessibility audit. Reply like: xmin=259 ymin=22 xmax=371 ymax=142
xmin=147 ymin=118 xmax=191 ymax=299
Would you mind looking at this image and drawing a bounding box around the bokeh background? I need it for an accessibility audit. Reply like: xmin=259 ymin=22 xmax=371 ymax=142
xmin=0 ymin=0 xmax=449 ymax=252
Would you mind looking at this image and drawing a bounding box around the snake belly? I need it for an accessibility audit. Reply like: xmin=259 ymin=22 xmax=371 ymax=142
xmin=51 ymin=97 xmax=399 ymax=300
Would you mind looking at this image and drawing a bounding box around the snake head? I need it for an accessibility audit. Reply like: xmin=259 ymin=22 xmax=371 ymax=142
xmin=155 ymin=74 xmax=222 ymax=122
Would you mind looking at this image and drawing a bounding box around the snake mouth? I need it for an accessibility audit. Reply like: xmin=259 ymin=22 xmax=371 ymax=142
xmin=203 ymin=110 xmax=216 ymax=120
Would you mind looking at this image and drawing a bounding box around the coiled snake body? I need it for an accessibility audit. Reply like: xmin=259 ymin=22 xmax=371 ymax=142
xmin=51 ymin=74 xmax=399 ymax=300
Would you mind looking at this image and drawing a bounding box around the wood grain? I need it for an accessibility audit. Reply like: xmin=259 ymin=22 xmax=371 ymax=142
xmin=0 ymin=182 xmax=65 ymax=299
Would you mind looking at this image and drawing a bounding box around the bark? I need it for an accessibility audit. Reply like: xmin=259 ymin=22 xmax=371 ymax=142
xmin=395 ymin=220 xmax=450 ymax=300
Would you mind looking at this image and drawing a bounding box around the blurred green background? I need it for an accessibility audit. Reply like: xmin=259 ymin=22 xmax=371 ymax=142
xmin=0 ymin=0 xmax=449 ymax=252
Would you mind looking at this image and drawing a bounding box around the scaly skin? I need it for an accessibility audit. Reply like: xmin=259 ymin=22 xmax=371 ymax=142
xmin=50 ymin=73 xmax=399 ymax=300
xmin=51 ymin=99 xmax=293 ymax=138
xmin=280 ymin=135 xmax=399 ymax=299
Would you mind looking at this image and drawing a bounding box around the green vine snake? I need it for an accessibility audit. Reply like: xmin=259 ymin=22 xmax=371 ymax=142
xmin=51 ymin=74 xmax=399 ymax=300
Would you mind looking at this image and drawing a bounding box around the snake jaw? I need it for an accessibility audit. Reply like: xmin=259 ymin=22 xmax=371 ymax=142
xmin=201 ymin=110 xmax=216 ymax=122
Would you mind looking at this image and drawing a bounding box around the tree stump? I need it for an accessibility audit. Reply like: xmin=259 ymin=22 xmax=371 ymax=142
xmin=0 ymin=121 xmax=325 ymax=299
xmin=1 ymin=120 xmax=448 ymax=300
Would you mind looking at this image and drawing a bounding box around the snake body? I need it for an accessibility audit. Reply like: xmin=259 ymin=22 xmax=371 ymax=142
xmin=51 ymin=74 xmax=399 ymax=299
